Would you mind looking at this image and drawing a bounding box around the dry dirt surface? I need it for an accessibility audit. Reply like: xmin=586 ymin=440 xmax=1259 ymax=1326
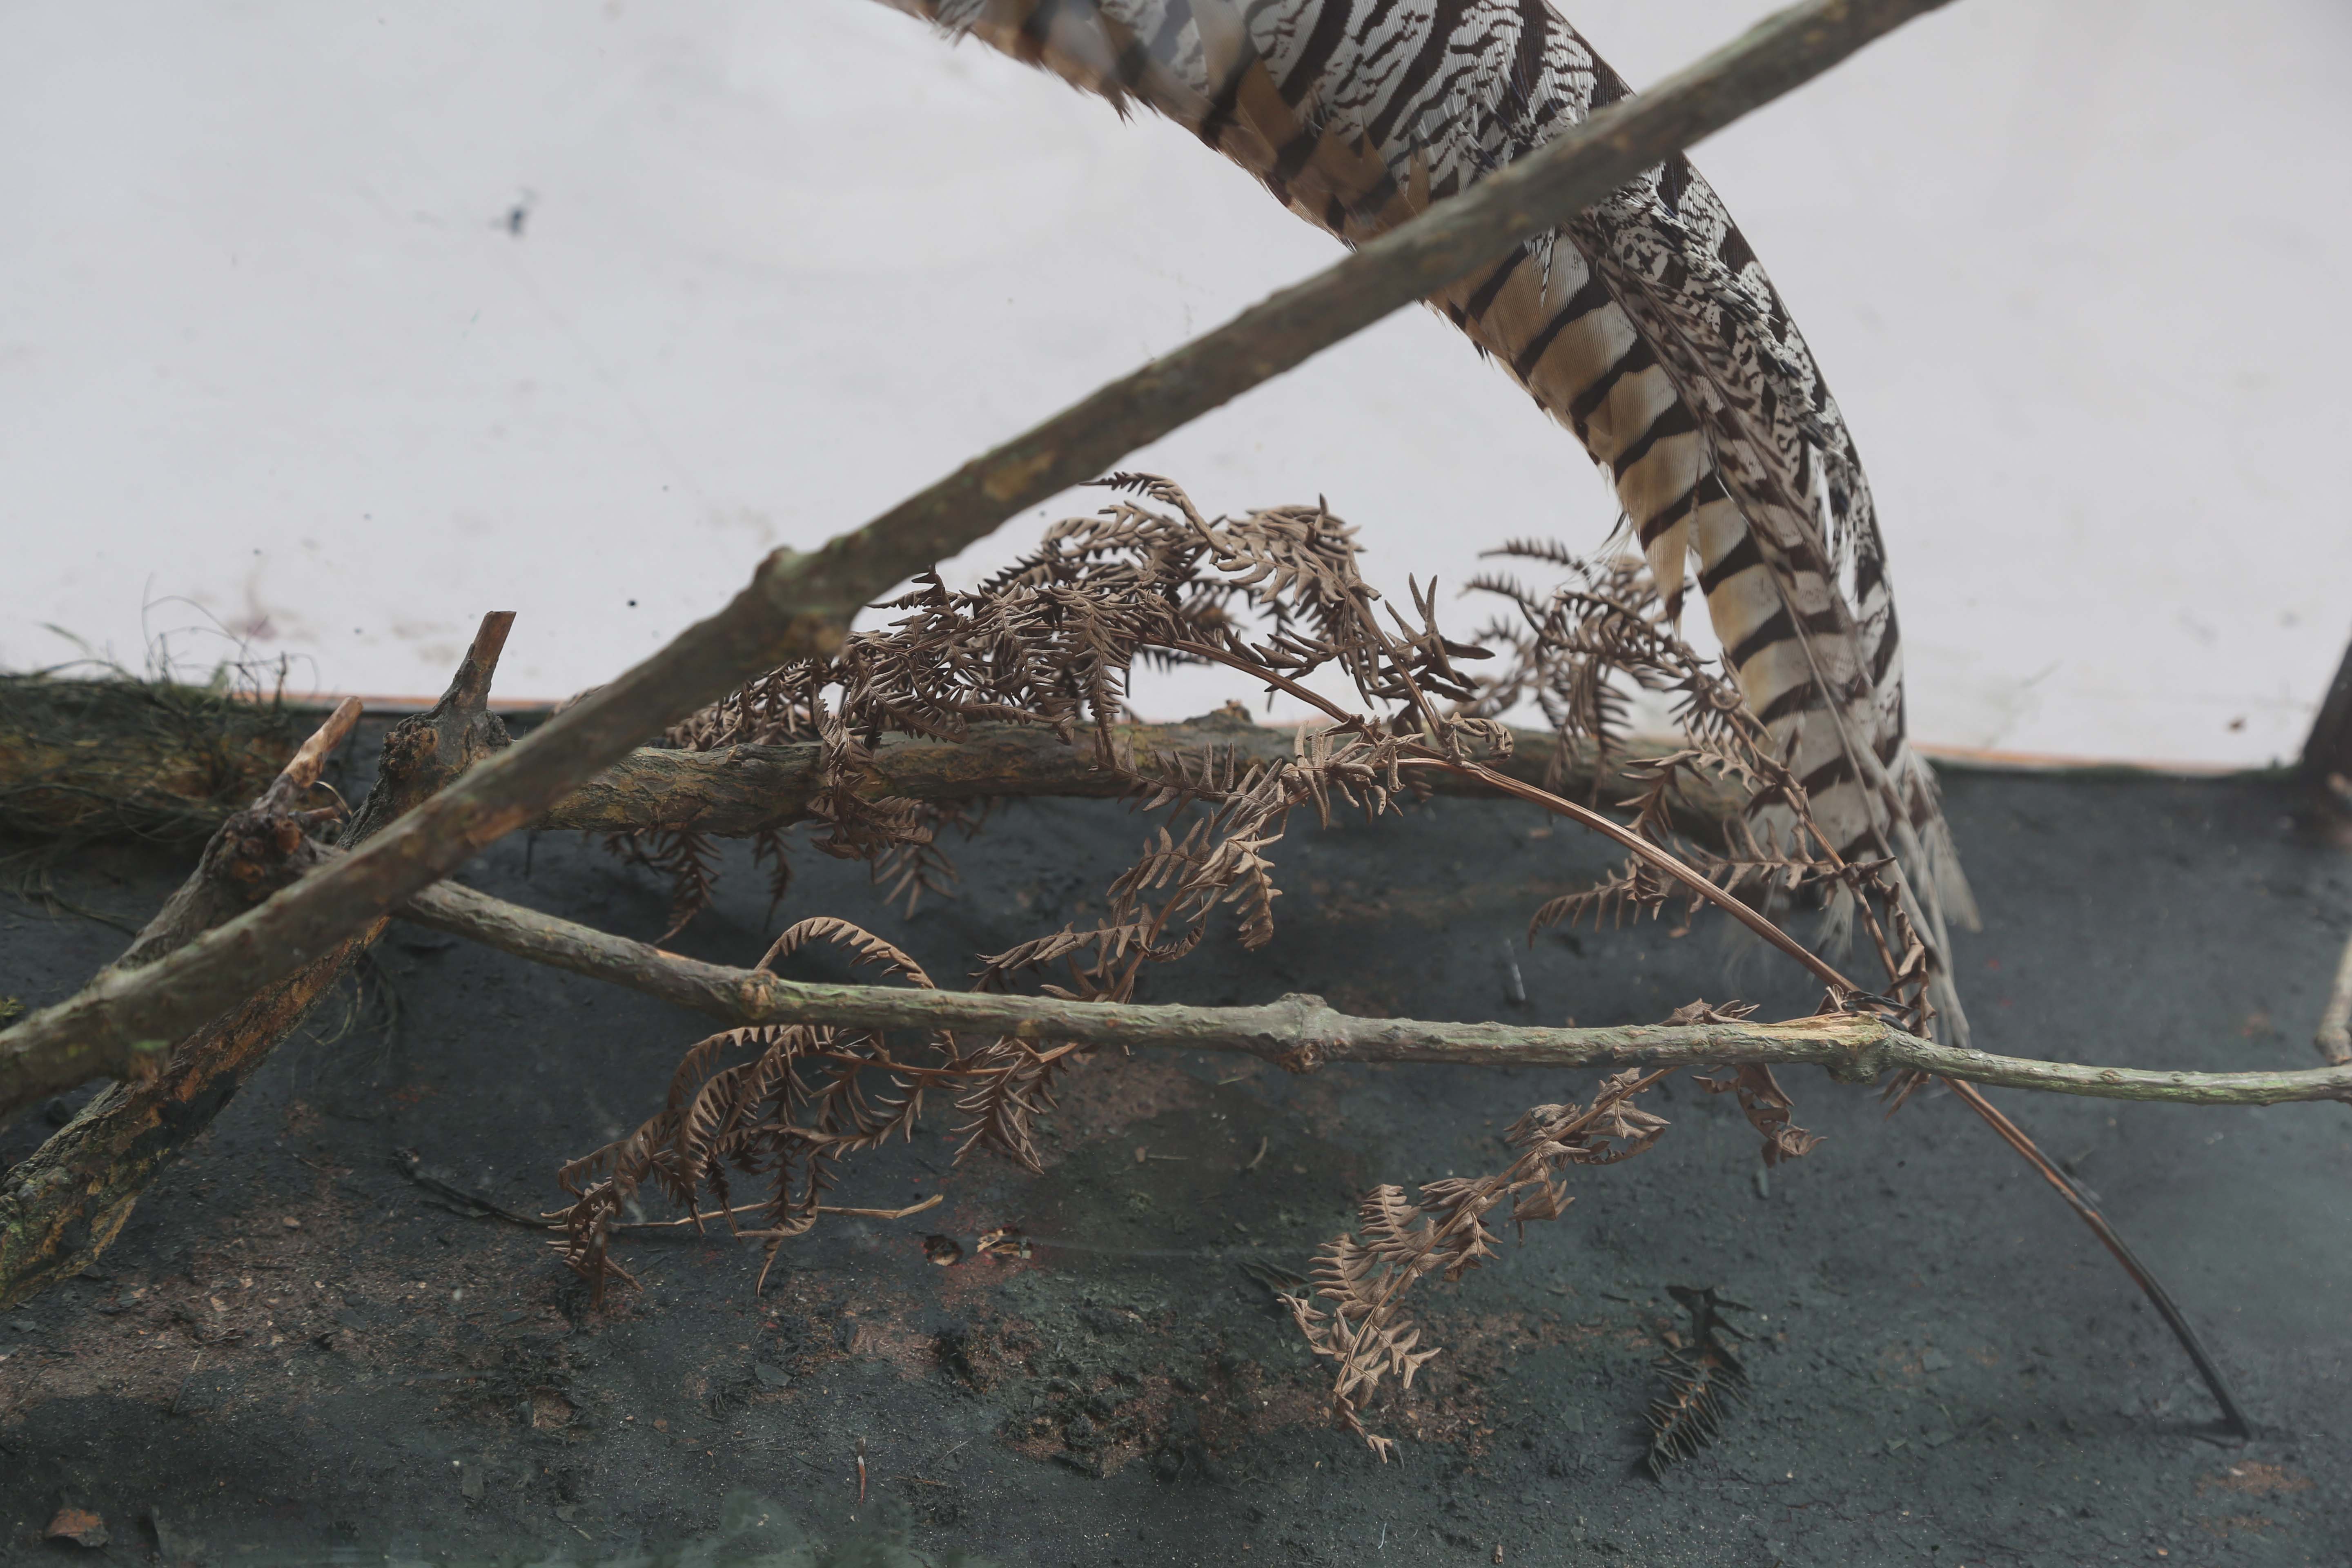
xmin=2 ymin=719 xmax=2348 ymax=1564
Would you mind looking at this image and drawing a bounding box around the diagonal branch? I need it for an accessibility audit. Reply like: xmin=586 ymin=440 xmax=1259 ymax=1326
xmin=0 ymin=0 xmax=1950 ymax=1111
xmin=97 ymin=697 xmax=363 ymax=982
xmin=1937 ymin=1076 xmax=2251 ymax=1435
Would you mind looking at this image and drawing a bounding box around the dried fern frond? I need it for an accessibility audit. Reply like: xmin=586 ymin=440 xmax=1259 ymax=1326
xmin=569 ymin=483 xmax=1882 ymax=1411
xmin=601 ymin=825 xmax=723 ymax=943
xmin=550 ymin=917 xmax=1078 ymax=1301
xmin=1645 ymin=1285 xmax=1755 ymax=1477
xmin=967 ymin=719 xmax=1419 ymax=1011
xmin=1461 ymin=546 xmax=1941 ymax=1032
xmin=1282 ymin=1068 xmax=1674 ymax=1458
xmin=1694 ymin=1066 xmax=1824 ymax=1168
xmin=611 ymin=480 xmax=1439 ymax=931
xmin=759 ymin=915 xmax=935 ymax=989
xmin=947 ymin=1035 xmax=1087 ymax=1172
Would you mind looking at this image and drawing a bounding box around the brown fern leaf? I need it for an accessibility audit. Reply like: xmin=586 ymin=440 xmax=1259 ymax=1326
xmin=1528 ymin=861 xmax=1682 ymax=938
xmin=759 ymin=916 xmax=935 ymax=989
xmin=1481 ymin=537 xmax=1587 ymax=572
xmin=1694 ymin=1060 xmax=1825 ymax=1167
xmin=750 ymin=826 xmax=794 ymax=928
xmin=1645 ymin=1285 xmax=1755 ymax=1477
xmin=551 ymin=912 xmax=1001 ymax=1298
xmin=1285 ymin=1068 xmax=1674 ymax=1458
xmin=628 ymin=477 xmax=1385 ymax=921
xmin=608 ymin=477 xmax=1474 ymax=975
xmin=971 ymin=920 xmax=1196 ymax=999
xmin=602 ymin=825 xmax=724 ymax=942
xmin=948 ymin=1036 xmax=1083 ymax=1171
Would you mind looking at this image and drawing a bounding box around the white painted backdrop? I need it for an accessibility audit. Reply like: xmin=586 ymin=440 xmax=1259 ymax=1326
xmin=4 ymin=0 xmax=2346 ymax=765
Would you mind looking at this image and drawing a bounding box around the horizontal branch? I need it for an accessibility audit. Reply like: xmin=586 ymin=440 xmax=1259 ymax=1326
xmin=0 ymin=702 xmax=1744 ymax=845
xmin=539 ymin=720 xmax=1746 ymax=838
xmin=0 ymin=0 xmax=1944 ymax=1137
xmin=400 ymin=882 xmax=2352 ymax=1109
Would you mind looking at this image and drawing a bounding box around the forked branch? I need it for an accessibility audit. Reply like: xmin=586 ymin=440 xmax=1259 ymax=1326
xmin=1 ymin=618 xmax=516 ymax=1307
xmin=0 ymin=697 xmax=361 ymax=1114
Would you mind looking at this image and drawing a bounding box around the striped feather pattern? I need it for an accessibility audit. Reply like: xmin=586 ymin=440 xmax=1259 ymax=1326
xmin=877 ymin=0 xmax=1978 ymax=1038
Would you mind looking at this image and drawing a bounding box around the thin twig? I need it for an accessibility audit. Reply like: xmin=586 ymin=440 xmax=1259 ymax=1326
xmin=265 ymin=697 xmax=363 ymax=809
xmin=0 ymin=0 xmax=1948 ymax=1117
xmin=1444 ymin=755 xmax=1846 ymax=989
xmin=1417 ymin=743 xmax=2254 ymax=1433
xmin=1939 ymin=1078 xmax=2251 ymax=1436
xmin=611 ymin=1194 xmax=944 ymax=1232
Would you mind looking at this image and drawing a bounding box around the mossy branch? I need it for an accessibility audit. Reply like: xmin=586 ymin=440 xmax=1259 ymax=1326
xmin=537 ymin=719 xmax=1744 ymax=840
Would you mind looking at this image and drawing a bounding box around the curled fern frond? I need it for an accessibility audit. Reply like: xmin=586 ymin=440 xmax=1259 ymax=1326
xmin=759 ymin=916 xmax=934 ymax=989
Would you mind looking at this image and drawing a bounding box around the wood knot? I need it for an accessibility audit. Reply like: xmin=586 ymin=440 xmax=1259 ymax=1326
xmin=1278 ymin=1040 xmax=1327 ymax=1075
xmin=216 ymin=807 xmax=317 ymax=901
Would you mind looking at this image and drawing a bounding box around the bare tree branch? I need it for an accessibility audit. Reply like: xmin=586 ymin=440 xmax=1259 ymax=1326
xmin=0 ymin=707 xmax=1746 ymax=844
xmin=398 ymin=880 xmax=2352 ymax=1109
xmin=97 ymin=697 xmax=364 ymax=980
xmin=0 ymin=0 xmax=1948 ymax=1099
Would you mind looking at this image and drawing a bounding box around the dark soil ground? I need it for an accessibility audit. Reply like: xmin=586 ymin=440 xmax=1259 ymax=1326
xmin=2 ymin=719 xmax=2348 ymax=1566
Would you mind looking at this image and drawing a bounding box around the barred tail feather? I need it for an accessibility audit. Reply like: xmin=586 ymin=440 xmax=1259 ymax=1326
xmin=880 ymin=0 xmax=1975 ymax=1036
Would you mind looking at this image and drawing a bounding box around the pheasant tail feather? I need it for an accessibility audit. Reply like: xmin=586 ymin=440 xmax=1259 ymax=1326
xmin=880 ymin=0 xmax=1978 ymax=1037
